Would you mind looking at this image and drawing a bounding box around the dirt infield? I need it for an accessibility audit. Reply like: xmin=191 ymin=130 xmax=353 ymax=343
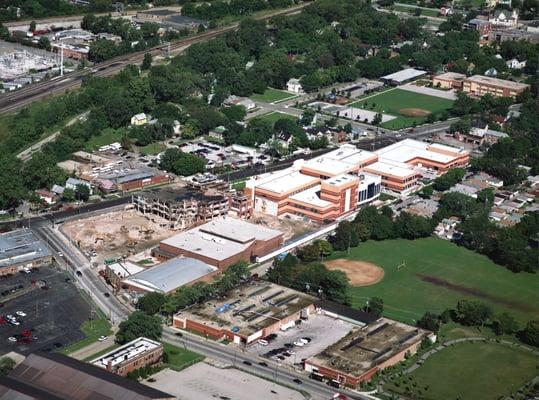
xmin=324 ymin=259 xmax=385 ymax=286
xmin=399 ymin=108 xmax=431 ymax=117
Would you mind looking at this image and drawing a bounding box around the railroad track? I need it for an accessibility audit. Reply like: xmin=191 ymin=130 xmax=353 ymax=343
xmin=0 ymin=4 xmax=306 ymax=115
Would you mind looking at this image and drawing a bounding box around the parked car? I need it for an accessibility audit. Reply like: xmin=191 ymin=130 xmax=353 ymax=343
xmin=258 ymin=362 xmax=268 ymax=367
xmin=15 ymin=311 xmax=26 ymax=317
xmin=98 ymin=336 xmax=108 ymax=342
xmin=8 ymin=337 xmax=17 ymax=342
xmin=258 ymin=339 xmax=269 ymax=346
xmin=242 ymin=360 xmax=252 ymax=366
xmin=293 ymin=341 xmax=305 ymax=347
xmin=293 ymin=379 xmax=303 ymax=385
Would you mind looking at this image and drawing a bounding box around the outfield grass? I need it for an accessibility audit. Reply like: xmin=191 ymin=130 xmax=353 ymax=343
xmin=387 ymin=342 xmax=538 ymax=400
xmin=251 ymin=88 xmax=297 ymax=103
xmin=334 ymin=238 xmax=539 ymax=325
xmin=255 ymin=111 xmax=298 ymax=126
xmin=85 ymin=130 xmax=123 ymax=151
xmin=163 ymin=343 xmax=204 ymax=371
xmin=61 ymin=318 xmax=112 ymax=355
xmin=139 ymin=142 xmax=166 ymax=155
xmin=349 ymin=88 xmax=453 ymax=130
xmin=392 ymin=4 xmax=440 ymax=17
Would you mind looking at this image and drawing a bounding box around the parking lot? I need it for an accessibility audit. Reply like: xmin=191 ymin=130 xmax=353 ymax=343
xmin=0 ymin=265 xmax=94 ymax=354
xmin=247 ymin=315 xmax=355 ymax=365
xmin=145 ymin=364 xmax=304 ymax=400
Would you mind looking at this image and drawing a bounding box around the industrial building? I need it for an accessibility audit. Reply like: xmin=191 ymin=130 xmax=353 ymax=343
xmin=104 ymin=260 xmax=145 ymax=289
xmin=380 ymin=68 xmax=426 ymax=85
xmin=132 ymin=188 xmax=229 ymax=230
xmin=122 ymin=257 xmax=218 ymax=294
xmin=91 ymin=337 xmax=164 ymax=377
xmin=4 ymin=352 xmax=174 ymax=399
xmin=433 ymin=73 xmax=530 ymax=98
xmin=304 ymin=315 xmax=431 ymax=387
xmin=0 ymin=229 xmax=52 ymax=276
xmin=156 ymin=218 xmax=283 ymax=270
xmin=173 ymin=281 xmax=316 ymax=345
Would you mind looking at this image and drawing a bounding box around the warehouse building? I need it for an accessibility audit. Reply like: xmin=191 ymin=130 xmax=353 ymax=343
xmin=304 ymin=317 xmax=431 ymax=387
xmin=5 ymin=352 xmax=174 ymax=399
xmin=156 ymin=218 xmax=283 ymax=270
xmin=132 ymin=187 xmax=229 ymax=230
xmin=91 ymin=337 xmax=164 ymax=377
xmin=380 ymin=68 xmax=426 ymax=85
xmin=0 ymin=229 xmax=52 ymax=276
xmin=173 ymin=281 xmax=316 ymax=345
xmin=122 ymin=257 xmax=218 ymax=294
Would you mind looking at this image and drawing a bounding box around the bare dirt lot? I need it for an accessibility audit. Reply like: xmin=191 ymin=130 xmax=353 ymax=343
xmin=251 ymin=211 xmax=318 ymax=241
xmin=324 ymin=259 xmax=385 ymax=286
xmin=62 ymin=208 xmax=175 ymax=263
xmin=399 ymin=108 xmax=431 ymax=117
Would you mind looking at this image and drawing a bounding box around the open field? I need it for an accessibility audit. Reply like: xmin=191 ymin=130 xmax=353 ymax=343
xmin=251 ymin=88 xmax=297 ymax=103
xmin=84 ymin=129 xmax=123 ymax=151
xmin=61 ymin=318 xmax=112 ymax=355
xmin=139 ymin=142 xmax=166 ymax=155
xmin=392 ymin=4 xmax=441 ymax=17
xmin=386 ymin=342 xmax=539 ymax=400
xmin=324 ymin=259 xmax=384 ymax=286
xmin=349 ymin=88 xmax=453 ymax=129
xmin=255 ymin=111 xmax=298 ymax=126
xmin=333 ymin=238 xmax=539 ymax=324
xmin=163 ymin=343 xmax=204 ymax=371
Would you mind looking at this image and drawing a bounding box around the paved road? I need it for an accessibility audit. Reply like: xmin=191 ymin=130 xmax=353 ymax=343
xmin=162 ymin=328 xmax=375 ymax=400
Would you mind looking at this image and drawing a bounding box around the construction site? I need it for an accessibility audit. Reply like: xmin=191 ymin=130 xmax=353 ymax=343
xmin=61 ymin=207 xmax=175 ymax=264
xmin=0 ymin=42 xmax=58 ymax=82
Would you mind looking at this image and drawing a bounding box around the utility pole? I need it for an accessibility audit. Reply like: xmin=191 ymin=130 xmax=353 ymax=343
xmin=60 ymin=45 xmax=64 ymax=77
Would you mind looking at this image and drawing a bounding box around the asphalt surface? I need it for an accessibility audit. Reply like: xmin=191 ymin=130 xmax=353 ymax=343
xmin=162 ymin=328 xmax=373 ymax=400
xmin=0 ymin=266 xmax=93 ymax=355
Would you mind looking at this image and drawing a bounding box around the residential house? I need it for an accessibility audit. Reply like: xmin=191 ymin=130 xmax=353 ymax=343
xmin=35 ymin=190 xmax=56 ymax=205
xmin=506 ymin=58 xmax=526 ymax=69
xmin=489 ymin=9 xmax=518 ymax=27
xmin=66 ymin=177 xmax=93 ymax=195
xmin=484 ymin=67 xmax=498 ymax=77
xmin=287 ymin=78 xmax=304 ymax=94
xmin=130 ymin=113 xmax=148 ymax=126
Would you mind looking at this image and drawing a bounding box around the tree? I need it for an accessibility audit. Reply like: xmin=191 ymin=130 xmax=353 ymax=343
xmin=0 ymin=155 xmax=26 ymax=210
xmin=432 ymin=168 xmax=465 ymax=191
xmin=116 ymin=311 xmax=162 ymax=344
xmin=453 ymin=299 xmax=492 ymax=326
xmin=29 ymin=20 xmax=36 ymax=32
xmin=75 ymin=184 xmax=90 ymax=202
xmin=393 ymin=212 xmax=433 ymax=239
xmin=159 ymin=148 xmax=206 ymax=176
xmin=520 ymin=320 xmax=539 ymax=347
xmin=372 ymin=112 xmax=383 ymax=126
xmin=491 ymin=312 xmax=519 ymax=335
xmin=137 ymin=292 xmax=166 ymax=315
xmin=419 ymin=185 xmax=433 ymax=199
xmin=365 ymin=297 xmax=383 ymax=318
xmin=0 ymin=23 xmax=10 ymax=41
xmin=141 ymin=53 xmax=153 ymax=70
xmin=300 ymin=109 xmax=316 ymax=126
xmin=38 ymin=36 xmax=51 ymax=51
xmin=332 ymin=221 xmax=359 ymax=251
xmin=417 ymin=312 xmax=441 ymax=333
xmin=477 ymin=188 xmax=494 ymax=206
xmin=62 ymin=187 xmax=75 ymax=202
xmin=0 ymin=357 xmax=15 ymax=377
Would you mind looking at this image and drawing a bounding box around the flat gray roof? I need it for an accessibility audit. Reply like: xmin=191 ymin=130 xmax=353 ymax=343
xmin=381 ymin=68 xmax=426 ymax=83
xmin=123 ymin=257 xmax=217 ymax=293
xmin=161 ymin=218 xmax=283 ymax=261
xmin=0 ymin=229 xmax=51 ymax=268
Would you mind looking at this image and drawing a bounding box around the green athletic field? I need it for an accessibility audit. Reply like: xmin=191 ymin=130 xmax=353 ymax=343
xmin=251 ymin=88 xmax=297 ymax=103
xmin=331 ymin=238 xmax=539 ymax=325
xmin=386 ymin=341 xmax=538 ymax=400
xmin=349 ymin=88 xmax=454 ymax=130
xmin=255 ymin=111 xmax=298 ymax=126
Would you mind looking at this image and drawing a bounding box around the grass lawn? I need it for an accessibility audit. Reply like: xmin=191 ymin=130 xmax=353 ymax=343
xmin=231 ymin=180 xmax=246 ymax=190
xmin=61 ymin=318 xmax=112 ymax=355
xmin=85 ymin=130 xmax=123 ymax=151
xmin=335 ymin=238 xmax=539 ymax=325
xmin=349 ymin=88 xmax=453 ymax=130
xmin=251 ymin=88 xmax=297 ymax=103
xmin=255 ymin=111 xmax=298 ymax=126
xmin=163 ymin=343 xmax=204 ymax=371
xmin=387 ymin=342 xmax=538 ymax=400
xmin=392 ymin=4 xmax=440 ymax=17
xmin=139 ymin=142 xmax=166 ymax=155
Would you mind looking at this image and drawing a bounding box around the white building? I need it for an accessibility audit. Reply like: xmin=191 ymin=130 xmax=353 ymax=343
xmin=130 ymin=113 xmax=148 ymax=126
xmin=506 ymin=58 xmax=526 ymax=69
xmin=489 ymin=10 xmax=518 ymax=27
xmin=287 ymin=78 xmax=304 ymax=94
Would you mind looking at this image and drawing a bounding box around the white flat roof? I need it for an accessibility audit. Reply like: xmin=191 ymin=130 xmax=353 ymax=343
xmin=302 ymin=157 xmax=356 ymax=176
xmin=375 ymin=139 xmax=463 ymax=164
xmin=161 ymin=218 xmax=282 ymax=261
xmin=256 ymin=170 xmax=318 ymax=194
xmin=381 ymin=68 xmax=426 ymax=83
xmin=107 ymin=261 xmax=144 ymax=278
xmin=289 ymin=185 xmax=332 ymax=208
xmin=92 ymin=337 xmax=161 ymax=369
xmin=365 ymin=160 xmax=416 ymax=178
xmin=324 ymin=174 xmax=358 ymax=186
xmin=321 ymin=145 xmax=376 ymax=164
